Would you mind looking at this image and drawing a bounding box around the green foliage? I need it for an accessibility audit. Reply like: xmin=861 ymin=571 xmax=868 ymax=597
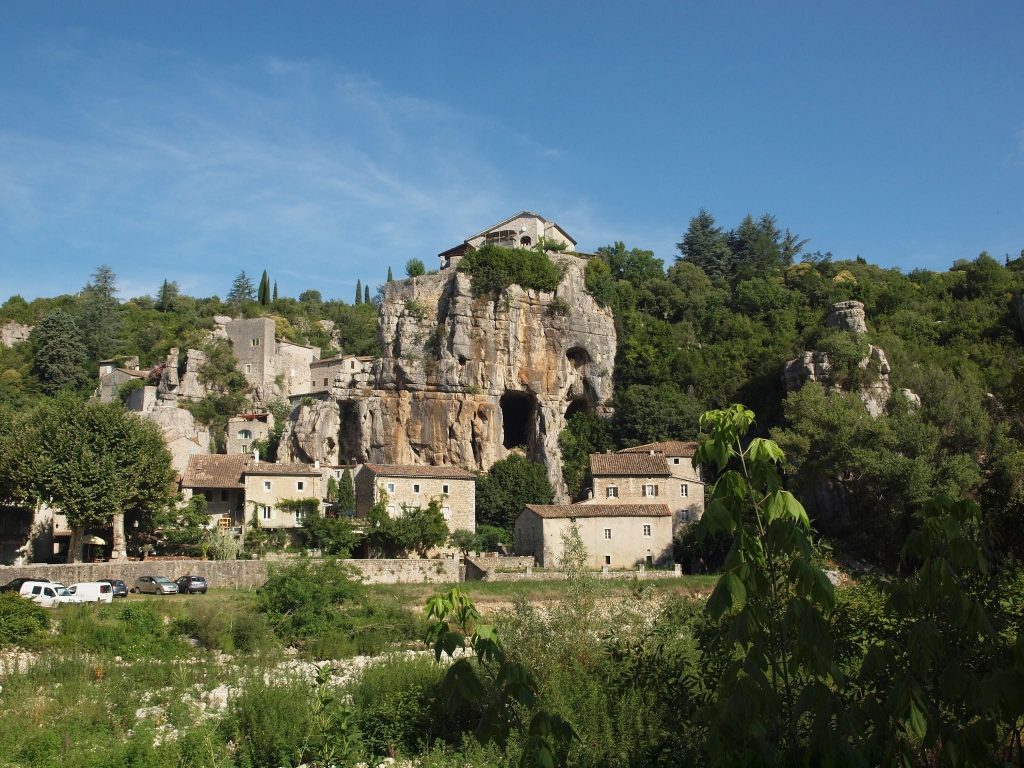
xmin=449 ymin=528 xmax=479 ymax=557
xmin=29 ymin=309 xmax=89 ymax=394
xmin=367 ymin=495 xmax=450 ymax=558
xmin=0 ymin=592 xmax=50 ymax=646
xmin=257 ymin=269 xmax=270 ymax=305
xmin=355 ymin=278 xmax=363 ymax=305
xmin=457 ymin=244 xmax=563 ymax=298
xmin=558 ymin=411 xmax=613 ymax=500
xmin=338 ymin=467 xmax=356 ymax=515
xmin=613 ymin=383 xmax=704 ymax=445
xmin=300 ymin=507 xmax=360 ymax=556
xmin=476 ymin=455 xmax=553 ymax=535
xmin=406 ymin=258 xmax=427 ymax=278
xmin=256 ymin=558 xmax=366 ymax=641
xmin=228 ymin=270 xmax=255 ymax=305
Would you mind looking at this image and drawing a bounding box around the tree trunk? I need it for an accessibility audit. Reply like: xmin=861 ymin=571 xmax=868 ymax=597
xmin=111 ymin=510 xmax=127 ymax=560
xmin=67 ymin=527 xmax=84 ymax=563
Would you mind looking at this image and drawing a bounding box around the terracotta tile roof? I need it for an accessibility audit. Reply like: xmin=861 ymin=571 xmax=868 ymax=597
xmin=245 ymin=461 xmax=323 ymax=477
xmin=363 ymin=463 xmax=477 ymax=480
xmin=524 ymin=503 xmax=672 ymax=519
xmin=620 ymin=440 xmax=698 ymax=458
xmin=181 ymin=454 xmax=249 ymax=489
xmin=589 ymin=453 xmax=670 ymax=477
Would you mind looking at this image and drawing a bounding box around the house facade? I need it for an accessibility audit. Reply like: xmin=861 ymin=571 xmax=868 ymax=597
xmin=354 ymin=464 xmax=476 ymax=533
xmin=226 ymin=413 xmax=273 ymax=454
xmin=179 ymin=454 xmax=250 ymax=531
xmin=437 ymin=211 xmax=578 ymax=271
xmin=515 ymin=503 xmax=673 ymax=569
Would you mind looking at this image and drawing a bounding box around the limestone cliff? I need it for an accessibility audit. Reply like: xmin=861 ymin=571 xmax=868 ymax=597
xmin=783 ymin=300 xmax=917 ymax=417
xmin=0 ymin=321 xmax=31 ymax=348
xmin=281 ymin=253 xmax=616 ymax=499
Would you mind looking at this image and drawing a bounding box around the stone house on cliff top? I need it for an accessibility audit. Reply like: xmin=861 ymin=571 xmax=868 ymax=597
xmin=437 ymin=211 xmax=578 ymax=270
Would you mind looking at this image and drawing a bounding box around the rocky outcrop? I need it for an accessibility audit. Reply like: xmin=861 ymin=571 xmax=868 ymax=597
xmin=280 ymin=253 xmax=617 ymax=499
xmin=784 ymin=301 xmax=917 ymax=417
xmin=138 ymin=405 xmax=210 ymax=474
xmin=0 ymin=322 xmax=32 ymax=347
xmin=287 ymin=398 xmax=340 ymax=465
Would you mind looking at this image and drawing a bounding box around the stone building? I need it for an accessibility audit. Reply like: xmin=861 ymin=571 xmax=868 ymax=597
xmin=586 ymin=445 xmax=704 ymax=531
xmin=180 ymin=454 xmax=322 ymax=533
xmin=225 ymin=317 xmax=321 ymax=405
xmin=437 ymin=211 xmax=578 ymax=270
xmin=514 ymin=503 xmax=673 ymax=569
xmin=96 ymin=358 xmax=147 ymax=403
xmin=309 ymin=355 xmax=375 ymax=393
xmin=226 ymin=413 xmax=273 ymax=455
xmin=354 ymin=464 xmax=476 ymax=533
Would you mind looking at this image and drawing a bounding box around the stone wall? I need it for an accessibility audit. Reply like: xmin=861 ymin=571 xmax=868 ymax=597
xmin=464 ymin=555 xmax=534 ymax=581
xmin=0 ymin=557 xmax=460 ymax=589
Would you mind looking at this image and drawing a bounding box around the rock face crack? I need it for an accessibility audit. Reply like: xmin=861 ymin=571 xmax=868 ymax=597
xmin=281 ymin=254 xmax=616 ymax=499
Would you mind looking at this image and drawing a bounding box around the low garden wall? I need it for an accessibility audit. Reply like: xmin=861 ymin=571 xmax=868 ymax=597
xmin=0 ymin=557 xmax=460 ymax=589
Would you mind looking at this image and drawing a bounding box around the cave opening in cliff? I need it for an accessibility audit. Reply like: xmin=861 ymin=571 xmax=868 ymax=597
xmin=337 ymin=400 xmax=364 ymax=464
xmin=565 ymin=398 xmax=591 ymax=421
xmin=500 ymin=391 xmax=537 ymax=449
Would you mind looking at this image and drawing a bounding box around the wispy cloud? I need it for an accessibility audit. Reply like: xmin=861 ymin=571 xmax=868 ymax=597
xmin=0 ymin=38 xmax=577 ymax=300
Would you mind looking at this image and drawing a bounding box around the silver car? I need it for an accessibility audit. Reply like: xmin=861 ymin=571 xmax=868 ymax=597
xmin=133 ymin=575 xmax=178 ymax=595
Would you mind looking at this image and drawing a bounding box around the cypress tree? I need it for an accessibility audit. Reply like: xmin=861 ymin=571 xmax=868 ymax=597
xmin=364 ymin=285 xmax=370 ymax=304
xmin=387 ymin=266 xmax=394 ymax=282
xmin=273 ymin=281 xmax=278 ymax=302
xmin=258 ymin=270 xmax=269 ymax=305
xmin=339 ymin=468 xmax=356 ymax=515
xmin=355 ymin=279 xmax=362 ymax=305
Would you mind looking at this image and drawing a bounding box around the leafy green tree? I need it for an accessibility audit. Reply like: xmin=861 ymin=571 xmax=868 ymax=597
xmin=476 ymin=455 xmax=553 ymax=534
xmin=299 ymin=289 xmax=322 ymax=305
xmin=448 ymin=528 xmax=479 ymax=558
xmin=5 ymin=395 xmax=176 ymax=562
xmin=595 ymin=241 xmax=664 ymax=286
xmin=558 ymin=412 xmax=614 ymax=500
xmin=355 ymin=279 xmax=362 ymax=305
xmin=228 ymin=271 xmax=255 ymax=305
xmin=613 ymin=383 xmax=704 ymax=445
xmin=184 ymin=340 xmax=251 ymax=450
xmin=405 ymin=258 xmax=426 ymax=278
xmin=297 ymin=506 xmax=359 ymax=556
xmin=366 ymin=496 xmax=449 ymax=557
xmin=457 ymin=244 xmax=563 ymax=298
xmin=28 ymin=309 xmax=89 ymax=395
xmin=677 ymin=209 xmax=734 ymax=282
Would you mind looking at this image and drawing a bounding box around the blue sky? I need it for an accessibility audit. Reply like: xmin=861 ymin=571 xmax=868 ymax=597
xmin=1 ymin=1 xmax=1022 ymax=301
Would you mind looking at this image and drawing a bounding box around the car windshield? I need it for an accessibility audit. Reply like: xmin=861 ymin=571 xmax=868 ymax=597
xmin=155 ymin=577 xmax=174 ymax=584
xmin=53 ymin=587 xmax=72 ymax=597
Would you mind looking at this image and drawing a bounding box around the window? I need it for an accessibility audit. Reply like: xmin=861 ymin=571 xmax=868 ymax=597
xmin=604 ymin=555 xmax=611 ymax=566
xmin=290 ymin=367 xmax=295 ymax=377
xmin=251 ymin=338 xmax=260 ymax=347
xmin=295 ymin=507 xmax=306 ymax=523
xmin=604 ymin=528 xmax=612 ymax=540
xmin=413 ymin=483 xmax=421 ymax=493
xmin=520 ymin=235 xmax=532 ymax=246
xmin=386 ymin=482 xmax=395 ymax=494
xmin=203 ymin=491 xmax=212 ymax=502
xmin=680 ymin=484 xmax=689 ymax=498
xmin=643 ymin=524 xmax=651 ymax=537
xmin=239 ymin=429 xmax=252 ymax=440
xmin=244 ymin=364 xmax=252 ymax=374
xmin=646 ymin=554 xmax=653 ymax=567
xmin=220 ymin=490 xmax=229 ymax=502
xmin=323 ymin=378 xmax=329 ymax=386
xmin=218 ymin=516 xmax=230 ymax=529
xmin=261 ymin=506 xmax=271 ymax=521
xmin=297 ymin=481 xmax=304 ymax=491
xmin=442 ymin=506 xmax=451 ymax=521
xmin=350 ymin=361 xmax=356 ymax=370
xmin=606 ymin=485 xmax=618 ymax=498
xmin=442 ymin=484 xmax=449 ymax=495
xmin=263 ymin=480 xmax=272 ymax=491
xmin=643 ymin=484 xmax=659 ymax=497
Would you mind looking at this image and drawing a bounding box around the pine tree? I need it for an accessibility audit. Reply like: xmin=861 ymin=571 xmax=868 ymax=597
xmin=272 ymin=281 xmax=278 ymax=302
xmin=156 ymin=279 xmax=179 ymax=312
xmin=78 ymin=265 xmax=122 ymax=361
xmin=364 ymin=285 xmax=370 ymax=304
xmin=258 ymin=270 xmax=270 ymax=305
xmin=228 ymin=271 xmax=255 ymax=305
xmin=355 ymin=279 xmax=362 ymax=305
xmin=387 ymin=266 xmax=394 ymax=282
xmin=676 ymin=209 xmax=734 ymax=282
xmin=28 ymin=309 xmax=89 ymax=395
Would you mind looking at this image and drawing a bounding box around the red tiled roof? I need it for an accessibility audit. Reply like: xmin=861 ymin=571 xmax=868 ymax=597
xmin=181 ymin=454 xmax=249 ymax=489
xmin=524 ymin=503 xmax=672 ymax=519
xmin=589 ymin=453 xmax=670 ymax=477
xmin=363 ymin=463 xmax=477 ymax=480
xmin=620 ymin=440 xmax=698 ymax=458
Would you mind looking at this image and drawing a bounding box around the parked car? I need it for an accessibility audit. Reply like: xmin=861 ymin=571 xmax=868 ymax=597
xmin=98 ymin=578 xmax=129 ymax=598
xmin=19 ymin=581 xmax=83 ymax=607
xmin=175 ymin=575 xmax=208 ymax=595
xmin=133 ymin=576 xmax=178 ymax=595
xmin=68 ymin=581 xmax=114 ymax=603
xmin=1 ymin=577 xmax=49 ymax=593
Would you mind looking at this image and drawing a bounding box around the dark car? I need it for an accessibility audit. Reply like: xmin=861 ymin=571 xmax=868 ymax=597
xmin=0 ymin=577 xmax=50 ymax=593
xmin=98 ymin=578 xmax=129 ymax=598
xmin=175 ymin=575 xmax=208 ymax=594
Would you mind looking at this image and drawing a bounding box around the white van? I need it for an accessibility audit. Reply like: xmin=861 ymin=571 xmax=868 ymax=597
xmin=68 ymin=581 xmax=114 ymax=604
xmin=19 ymin=581 xmax=83 ymax=607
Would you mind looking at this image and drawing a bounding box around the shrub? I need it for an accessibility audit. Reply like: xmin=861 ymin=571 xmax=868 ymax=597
xmin=256 ymin=559 xmax=365 ymax=641
xmin=224 ymin=677 xmax=315 ymax=768
xmin=0 ymin=592 xmax=49 ymax=646
xmin=457 ymin=244 xmax=563 ymax=298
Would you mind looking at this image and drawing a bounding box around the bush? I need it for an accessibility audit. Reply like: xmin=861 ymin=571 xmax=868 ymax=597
xmin=224 ymin=677 xmax=315 ymax=768
xmin=0 ymin=592 xmax=49 ymax=646
xmin=256 ymin=559 xmax=365 ymax=641
xmin=457 ymin=244 xmax=562 ymax=298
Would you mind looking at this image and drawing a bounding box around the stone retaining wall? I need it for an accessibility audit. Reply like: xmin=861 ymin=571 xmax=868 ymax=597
xmin=482 ymin=566 xmax=683 ymax=583
xmin=0 ymin=557 xmax=460 ymax=589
